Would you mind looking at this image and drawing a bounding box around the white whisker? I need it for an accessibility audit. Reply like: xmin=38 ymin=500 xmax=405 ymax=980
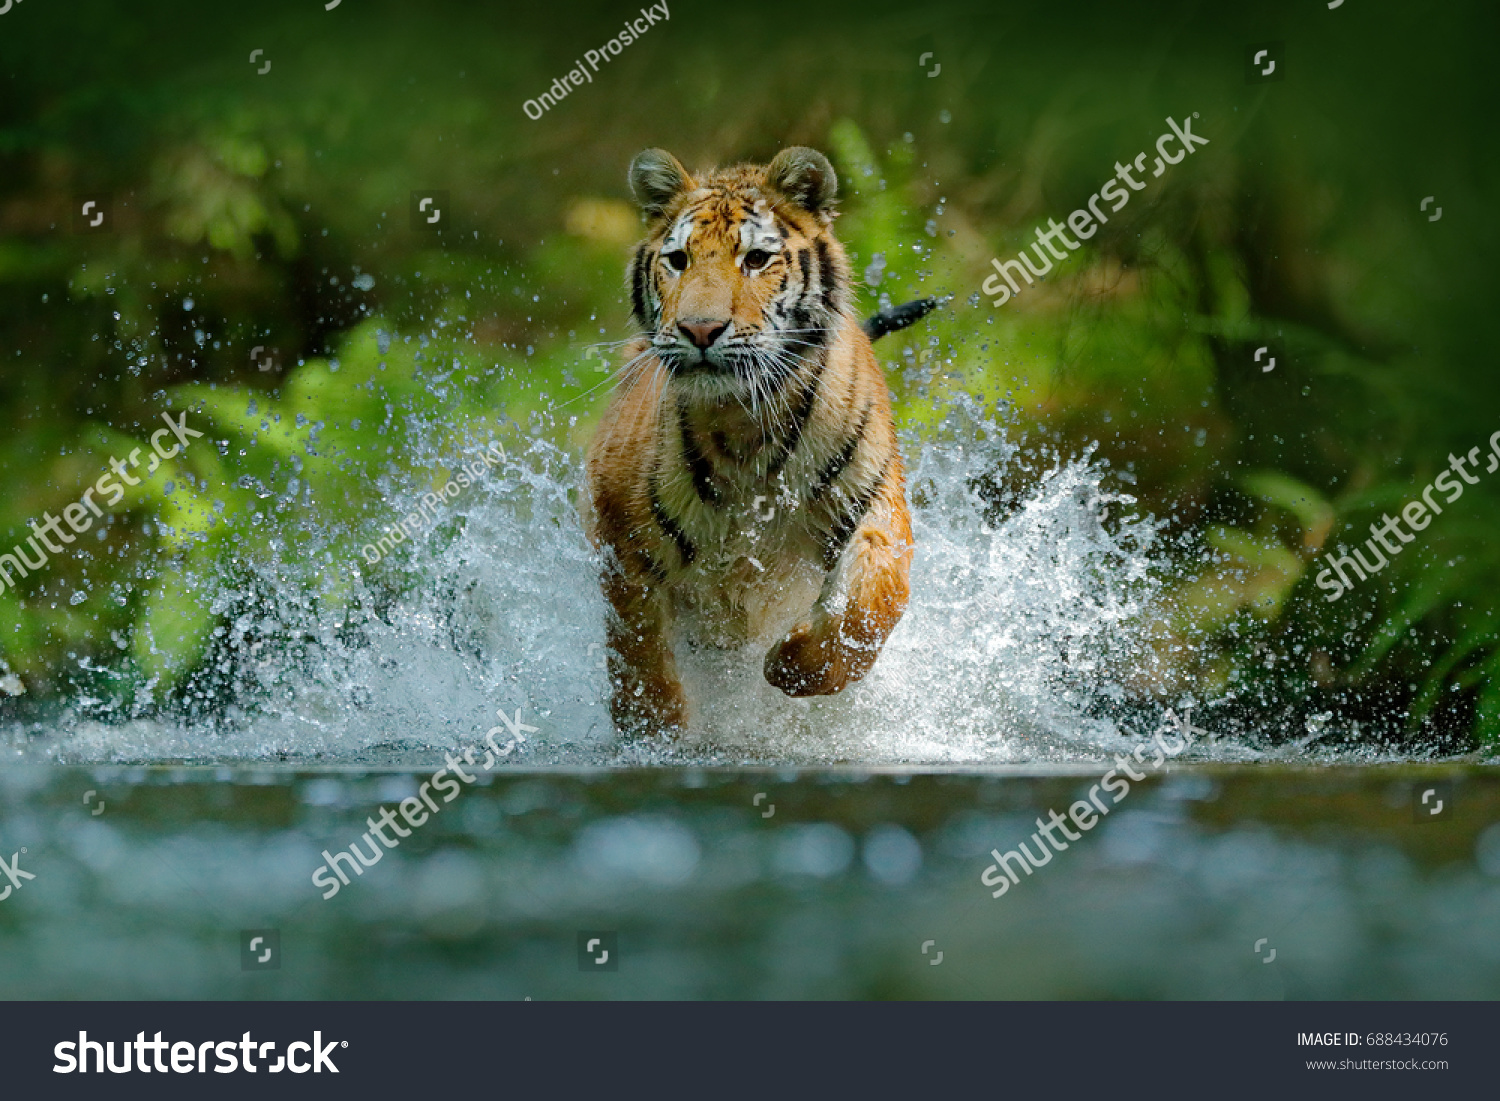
xmin=555 ymin=346 xmax=659 ymax=410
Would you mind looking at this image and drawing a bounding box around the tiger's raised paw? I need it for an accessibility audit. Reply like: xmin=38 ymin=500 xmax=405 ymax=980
xmin=764 ymin=621 xmax=873 ymax=698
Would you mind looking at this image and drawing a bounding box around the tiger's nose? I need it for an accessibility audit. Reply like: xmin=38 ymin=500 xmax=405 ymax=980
xmin=678 ymin=319 xmax=728 ymax=349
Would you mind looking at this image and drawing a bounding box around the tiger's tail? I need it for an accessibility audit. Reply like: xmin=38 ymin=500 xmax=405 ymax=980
xmin=862 ymin=296 xmax=941 ymax=341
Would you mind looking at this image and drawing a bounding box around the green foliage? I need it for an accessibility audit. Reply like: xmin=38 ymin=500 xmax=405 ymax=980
xmin=0 ymin=0 xmax=1494 ymax=752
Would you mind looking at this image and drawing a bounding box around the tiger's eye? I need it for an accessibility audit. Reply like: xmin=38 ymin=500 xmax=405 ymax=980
xmin=743 ymin=249 xmax=772 ymax=271
xmin=664 ymin=250 xmax=689 ymax=272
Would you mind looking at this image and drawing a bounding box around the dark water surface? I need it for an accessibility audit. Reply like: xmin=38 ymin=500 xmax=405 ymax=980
xmin=1 ymin=764 xmax=1496 ymax=999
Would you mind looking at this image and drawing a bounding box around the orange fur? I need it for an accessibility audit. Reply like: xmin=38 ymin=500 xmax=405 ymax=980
xmin=585 ymin=147 xmax=914 ymax=734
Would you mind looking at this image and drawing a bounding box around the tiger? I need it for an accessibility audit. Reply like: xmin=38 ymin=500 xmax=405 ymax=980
xmin=584 ymin=146 xmax=936 ymax=735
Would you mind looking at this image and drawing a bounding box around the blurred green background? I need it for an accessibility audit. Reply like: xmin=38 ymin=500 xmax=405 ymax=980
xmin=0 ymin=0 xmax=1495 ymax=750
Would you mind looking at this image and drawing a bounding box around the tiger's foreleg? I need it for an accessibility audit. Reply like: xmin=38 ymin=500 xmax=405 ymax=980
xmin=763 ymin=476 xmax=913 ymax=698
xmin=601 ymin=558 xmax=689 ymax=734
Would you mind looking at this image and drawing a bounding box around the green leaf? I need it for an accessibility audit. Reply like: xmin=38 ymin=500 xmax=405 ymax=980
xmin=1407 ymin=620 xmax=1498 ymax=730
xmin=1353 ymin=561 xmax=1477 ymax=675
xmin=1473 ymin=649 xmax=1500 ymax=754
xmin=1240 ymin=470 xmax=1335 ymax=551
xmin=132 ymin=559 xmax=218 ymax=688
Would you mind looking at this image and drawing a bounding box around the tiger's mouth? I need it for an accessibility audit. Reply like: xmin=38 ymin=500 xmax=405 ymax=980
xmin=658 ymin=344 xmax=732 ymax=376
xmin=657 ymin=333 xmax=822 ymax=412
xmin=658 ymin=351 xmax=756 ymax=409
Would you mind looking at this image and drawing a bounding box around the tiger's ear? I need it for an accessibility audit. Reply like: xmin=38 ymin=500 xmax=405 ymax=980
xmin=765 ymin=147 xmax=838 ymax=215
xmin=629 ymin=149 xmax=693 ymax=219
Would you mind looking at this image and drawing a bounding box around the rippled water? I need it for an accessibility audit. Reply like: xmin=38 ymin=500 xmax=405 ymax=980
xmin=1 ymin=766 xmax=1496 ymax=999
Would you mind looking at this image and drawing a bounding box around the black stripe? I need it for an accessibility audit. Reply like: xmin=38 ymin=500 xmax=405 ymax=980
xmin=809 ymin=400 xmax=875 ymax=503
xmin=638 ymin=548 xmax=669 ymax=585
xmin=630 ymin=245 xmax=649 ymax=328
xmin=814 ymin=239 xmax=838 ymax=314
xmin=819 ymin=456 xmax=892 ymax=570
xmin=649 ymin=483 xmax=696 ymax=566
xmin=780 ymin=295 xmax=830 ymax=433
xmin=677 ymin=398 xmax=721 ymax=507
xmin=764 ymin=352 xmax=804 ymax=403
xmin=796 ymin=248 xmax=811 ymax=304
xmin=795 ymin=310 xmax=830 ymax=357
xmin=767 ymin=363 xmax=825 ymax=479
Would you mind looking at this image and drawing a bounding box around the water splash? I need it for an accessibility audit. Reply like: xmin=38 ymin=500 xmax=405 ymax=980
xmin=22 ymin=396 xmax=1195 ymax=765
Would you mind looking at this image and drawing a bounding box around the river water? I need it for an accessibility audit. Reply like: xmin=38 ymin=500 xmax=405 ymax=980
xmin=0 ymin=765 xmax=1495 ymax=999
xmin=2 ymin=401 xmax=1495 ymax=998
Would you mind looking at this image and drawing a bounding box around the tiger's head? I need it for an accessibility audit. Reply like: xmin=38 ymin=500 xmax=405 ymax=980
xmin=625 ymin=146 xmax=851 ymax=403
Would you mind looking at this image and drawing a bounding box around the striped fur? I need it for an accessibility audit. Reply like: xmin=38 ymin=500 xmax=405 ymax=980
xmin=585 ymin=147 xmax=915 ymax=735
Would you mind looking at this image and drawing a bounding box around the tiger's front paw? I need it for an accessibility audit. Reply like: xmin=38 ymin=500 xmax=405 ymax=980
xmin=609 ymin=680 xmax=688 ymax=738
xmin=764 ymin=622 xmax=850 ymax=697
